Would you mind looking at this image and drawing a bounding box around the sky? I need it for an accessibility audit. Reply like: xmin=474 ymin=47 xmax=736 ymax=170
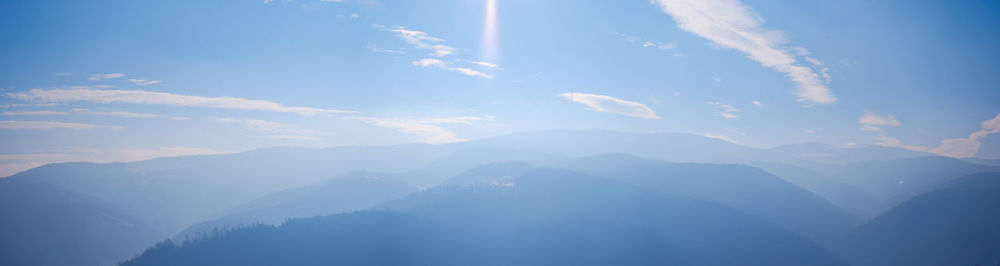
xmin=1 ymin=0 xmax=999 ymax=176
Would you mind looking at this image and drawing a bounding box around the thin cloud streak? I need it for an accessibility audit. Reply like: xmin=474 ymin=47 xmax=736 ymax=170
xmin=219 ymin=117 xmax=321 ymax=140
xmin=0 ymin=120 xmax=120 ymax=130
xmin=352 ymin=115 xmax=494 ymax=144
xmin=127 ymin=79 xmax=162 ymax=86
xmin=930 ymin=113 xmax=1000 ymax=158
xmin=559 ymin=92 xmax=660 ymax=119
xmin=858 ymin=111 xmax=901 ymax=132
xmin=7 ymin=88 xmax=356 ymax=116
xmin=652 ymin=0 xmax=836 ymax=105
xmin=388 ymin=26 xmax=456 ymax=57
xmin=707 ymin=101 xmax=739 ymax=119
xmin=87 ymin=111 xmax=190 ymax=120
xmin=702 ymin=133 xmax=737 ymax=143
xmin=412 ymin=59 xmax=493 ymax=79
xmin=0 ymin=111 xmax=70 ymax=116
xmin=88 ymin=73 xmax=125 ymax=81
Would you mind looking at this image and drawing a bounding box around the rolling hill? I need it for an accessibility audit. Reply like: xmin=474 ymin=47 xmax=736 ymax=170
xmin=124 ymin=163 xmax=847 ymax=266
xmin=841 ymin=172 xmax=1000 ymax=266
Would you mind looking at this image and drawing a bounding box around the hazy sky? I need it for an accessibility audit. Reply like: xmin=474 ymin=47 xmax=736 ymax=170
xmin=1 ymin=0 xmax=999 ymax=176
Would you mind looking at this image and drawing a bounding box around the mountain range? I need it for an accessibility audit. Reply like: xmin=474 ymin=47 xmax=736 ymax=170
xmin=1 ymin=129 xmax=998 ymax=265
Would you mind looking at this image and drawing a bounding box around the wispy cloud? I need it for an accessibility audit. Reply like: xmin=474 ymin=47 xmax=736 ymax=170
xmin=387 ymin=26 xmax=456 ymax=57
xmin=559 ymin=92 xmax=660 ymax=119
xmin=651 ymin=0 xmax=836 ymax=105
xmin=412 ymin=59 xmax=494 ymax=79
xmin=858 ymin=111 xmax=900 ymax=132
xmin=353 ymin=115 xmax=493 ymax=144
xmin=860 ymin=125 xmax=882 ymax=132
xmin=366 ymin=45 xmax=403 ymax=54
xmin=465 ymin=60 xmax=498 ymax=68
xmin=7 ymin=88 xmax=356 ymax=116
xmin=88 ymin=73 xmax=125 ymax=81
xmin=611 ymin=31 xmax=677 ymax=51
xmin=86 ymin=110 xmax=190 ymax=120
xmin=871 ymin=113 xmax=1000 ymax=158
xmin=706 ymin=101 xmax=739 ymax=119
xmin=0 ymin=103 xmax=59 ymax=108
xmin=376 ymin=25 xmax=498 ymax=78
xmin=0 ymin=120 xmax=120 ymax=130
xmin=127 ymin=79 xmax=161 ymax=86
xmin=752 ymin=101 xmax=762 ymax=107
xmin=702 ymin=133 xmax=737 ymax=143
xmin=0 ymin=110 xmax=70 ymax=116
xmin=874 ymin=135 xmax=928 ymax=152
xmin=219 ymin=117 xmax=320 ymax=140
xmin=412 ymin=58 xmax=447 ymax=68
xmin=412 ymin=116 xmax=495 ymax=125
xmin=929 ymin=113 xmax=1000 ymax=158
xmin=1 ymin=109 xmax=188 ymax=120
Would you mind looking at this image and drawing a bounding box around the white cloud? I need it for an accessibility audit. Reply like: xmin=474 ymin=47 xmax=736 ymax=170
xmin=353 ymin=115 xmax=493 ymax=144
xmin=706 ymin=101 xmax=739 ymax=119
xmin=702 ymin=133 xmax=737 ymax=143
xmin=219 ymin=117 xmax=321 ymax=140
xmin=0 ymin=120 xmax=120 ymax=130
xmin=378 ymin=25 xmax=497 ymax=78
xmin=1 ymin=109 xmax=186 ymax=120
xmin=127 ymin=79 xmax=161 ymax=86
xmin=751 ymin=101 xmax=762 ymax=107
xmin=88 ymin=73 xmax=125 ymax=81
xmin=86 ymin=111 xmax=190 ymax=120
xmin=651 ymin=0 xmax=836 ymax=105
xmin=0 ymin=103 xmax=59 ymax=108
xmin=860 ymin=125 xmax=882 ymax=132
xmin=858 ymin=111 xmax=901 ymax=126
xmin=412 ymin=58 xmax=448 ymax=68
xmin=0 ymin=110 xmax=69 ymax=116
xmin=559 ymin=92 xmax=660 ymax=119
xmin=466 ymin=60 xmax=498 ymax=68
xmin=7 ymin=88 xmax=356 ymax=116
xmin=412 ymin=59 xmax=494 ymax=79
xmin=874 ymin=135 xmax=902 ymax=147
xmin=858 ymin=111 xmax=901 ymax=132
xmin=366 ymin=46 xmax=403 ymax=54
xmin=864 ymin=113 xmax=1000 ymax=156
xmin=874 ymin=135 xmax=928 ymax=152
xmin=929 ymin=113 xmax=1000 ymax=158
xmin=448 ymin=67 xmax=493 ymax=79
xmin=803 ymin=129 xmax=816 ymax=134
xmin=389 ymin=27 xmax=456 ymax=57
xmin=612 ymin=31 xmax=677 ymax=51
xmin=413 ymin=116 xmax=495 ymax=125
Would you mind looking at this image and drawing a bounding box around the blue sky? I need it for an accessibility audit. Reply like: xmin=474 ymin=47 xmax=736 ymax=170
xmin=1 ymin=0 xmax=999 ymax=176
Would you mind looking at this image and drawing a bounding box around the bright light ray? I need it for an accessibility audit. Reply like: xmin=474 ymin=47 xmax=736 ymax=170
xmin=480 ymin=0 xmax=499 ymax=64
